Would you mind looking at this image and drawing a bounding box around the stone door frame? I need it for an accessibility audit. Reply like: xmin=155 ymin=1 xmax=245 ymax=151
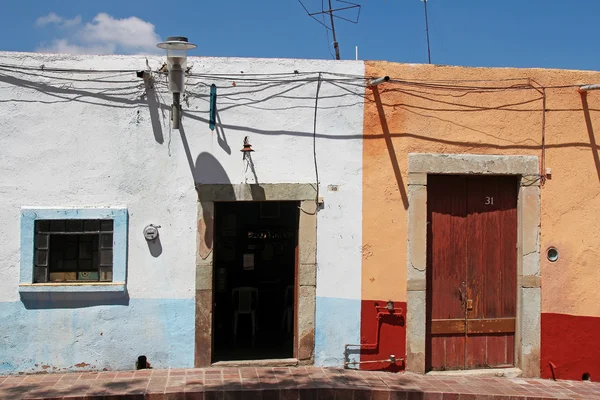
xmin=194 ymin=183 xmax=318 ymax=367
xmin=406 ymin=153 xmax=541 ymax=377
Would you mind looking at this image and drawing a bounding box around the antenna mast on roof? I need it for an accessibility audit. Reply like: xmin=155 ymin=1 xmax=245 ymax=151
xmin=298 ymin=0 xmax=361 ymax=60
xmin=422 ymin=0 xmax=432 ymax=64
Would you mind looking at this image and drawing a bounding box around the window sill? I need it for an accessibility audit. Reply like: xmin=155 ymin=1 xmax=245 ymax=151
xmin=18 ymin=282 xmax=126 ymax=293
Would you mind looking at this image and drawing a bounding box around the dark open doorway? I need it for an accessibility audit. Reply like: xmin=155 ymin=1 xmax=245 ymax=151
xmin=212 ymin=201 xmax=299 ymax=362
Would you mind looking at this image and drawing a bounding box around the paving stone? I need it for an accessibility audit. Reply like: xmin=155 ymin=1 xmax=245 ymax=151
xmin=1 ymin=368 xmax=599 ymax=399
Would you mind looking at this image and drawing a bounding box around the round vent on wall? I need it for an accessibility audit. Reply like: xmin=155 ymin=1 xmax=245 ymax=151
xmin=547 ymin=247 xmax=559 ymax=262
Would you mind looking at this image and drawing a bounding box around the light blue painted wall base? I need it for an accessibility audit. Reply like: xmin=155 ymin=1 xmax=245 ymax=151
xmin=1 ymin=295 xmax=359 ymax=374
xmin=314 ymin=296 xmax=361 ymax=367
xmin=0 ymin=298 xmax=194 ymax=375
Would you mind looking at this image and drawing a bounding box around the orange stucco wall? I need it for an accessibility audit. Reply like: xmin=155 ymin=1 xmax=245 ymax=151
xmin=361 ymin=61 xmax=600 ymax=378
xmin=362 ymin=61 xmax=600 ymax=315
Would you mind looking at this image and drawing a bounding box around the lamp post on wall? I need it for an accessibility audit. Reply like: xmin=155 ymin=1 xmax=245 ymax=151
xmin=157 ymin=36 xmax=197 ymax=129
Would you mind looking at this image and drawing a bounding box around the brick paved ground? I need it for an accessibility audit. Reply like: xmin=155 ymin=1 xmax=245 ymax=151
xmin=1 ymin=367 xmax=600 ymax=400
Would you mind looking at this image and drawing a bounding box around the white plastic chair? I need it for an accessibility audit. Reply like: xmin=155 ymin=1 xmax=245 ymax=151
xmin=232 ymin=287 xmax=259 ymax=346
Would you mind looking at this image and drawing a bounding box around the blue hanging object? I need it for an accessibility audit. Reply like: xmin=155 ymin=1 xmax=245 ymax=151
xmin=209 ymin=84 xmax=217 ymax=131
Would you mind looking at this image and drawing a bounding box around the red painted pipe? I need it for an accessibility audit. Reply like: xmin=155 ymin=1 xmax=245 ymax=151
xmin=356 ymin=307 xmax=403 ymax=350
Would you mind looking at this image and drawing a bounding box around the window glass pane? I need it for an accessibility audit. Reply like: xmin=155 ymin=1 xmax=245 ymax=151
xmin=34 ymin=266 xmax=47 ymax=283
xmin=51 ymin=235 xmax=65 ymax=252
xmin=100 ymin=234 xmax=113 ymax=249
xmin=35 ymin=250 xmax=48 ymax=266
xmin=79 ymin=259 xmax=93 ymax=271
xmin=79 ymin=241 xmax=93 ymax=260
xmin=64 ymin=260 xmax=78 ymax=271
xmin=35 ymin=234 xmax=49 ymax=250
xmin=36 ymin=220 xmax=50 ymax=233
xmin=78 ymin=271 xmax=99 ymax=281
xmin=51 ymin=259 xmax=65 ymax=271
xmin=84 ymin=220 xmax=100 ymax=232
xmin=100 ymin=220 xmax=114 ymax=231
xmin=99 ymin=266 xmax=112 ymax=282
xmin=93 ymin=251 xmax=99 ymax=269
xmin=100 ymin=249 xmax=113 ymax=266
xmin=50 ymin=251 xmax=64 ymax=269
xmin=49 ymin=220 xmax=65 ymax=232
xmin=66 ymin=220 xmax=84 ymax=232
xmin=65 ymin=241 xmax=78 ymax=260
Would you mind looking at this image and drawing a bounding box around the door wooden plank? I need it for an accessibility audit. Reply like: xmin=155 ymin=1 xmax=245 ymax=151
xmin=429 ymin=336 xmax=446 ymax=371
xmin=506 ymin=334 xmax=515 ymax=365
xmin=467 ymin=318 xmax=515 ymax=334
xmin=445 ymin=336 xmax=466 ymax=371
xmin=486 ymin=334 xmax=508 ymax=366
xmin=431 ymin=319 xmax=466 ymax=335
xmin=426 ymin=175 xmax=468 ymax=371
xmin=465 ymin=175 xmax=518 ymax=368
xmin=466 ymin=335 xmax=487 ymax=369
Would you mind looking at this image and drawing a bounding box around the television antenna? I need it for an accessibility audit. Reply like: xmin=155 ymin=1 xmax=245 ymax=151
xmin=421 ymin=0 xmax=431 ymax=64
xmin=298 ymin=0 xmax=361 ymax=60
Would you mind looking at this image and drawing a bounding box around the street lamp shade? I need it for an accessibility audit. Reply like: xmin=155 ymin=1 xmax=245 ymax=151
xmin=156 ymin=36 xmax=197 ymax=129
xmin=157 ymin=36 xmax=197 ymax=95
xmin=156 ymin=36 xmax=197 ymax=51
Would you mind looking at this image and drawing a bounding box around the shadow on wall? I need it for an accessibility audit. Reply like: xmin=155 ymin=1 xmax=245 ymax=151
xmin=371 ymin=87 xmax=409 ymax=210
xmin=145 ymin=81 xmax=164 ymax=145
xmin=20 ymin=291 xmax=130 ymax=310
xmin=194 ymin=150 xmax=232 ymax=257
xmin=147 ymin=236 xmax=163 ymax=258
xmin=581 ymin=92 xmax=600 ymax=183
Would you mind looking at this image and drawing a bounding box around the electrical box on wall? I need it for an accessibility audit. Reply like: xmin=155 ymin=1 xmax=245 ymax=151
xmin=143 ymin=224 xmax=160 ymax=241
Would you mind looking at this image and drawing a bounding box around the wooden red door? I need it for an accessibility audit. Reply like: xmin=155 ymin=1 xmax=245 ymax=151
xmin=426 ymin=175 xmax=517 ymax=371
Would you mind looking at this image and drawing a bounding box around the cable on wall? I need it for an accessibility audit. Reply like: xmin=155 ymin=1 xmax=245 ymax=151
xmin=300 ymin=73 xmax=323 ymax=216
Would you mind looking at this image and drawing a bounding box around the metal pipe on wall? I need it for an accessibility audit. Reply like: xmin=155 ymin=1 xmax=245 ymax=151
xmin=342 ymin=303 xmax=404 ymax=369
xmin=579 ymin=84 xmax=600 ymax=92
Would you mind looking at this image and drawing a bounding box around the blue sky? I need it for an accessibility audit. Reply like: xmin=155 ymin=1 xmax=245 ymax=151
xmin=1 ymin=0 xmax=599 ymax=71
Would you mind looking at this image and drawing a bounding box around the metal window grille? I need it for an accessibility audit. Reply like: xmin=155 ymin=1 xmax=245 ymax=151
xmin=33 ymin=219 xmax=114 ymax=283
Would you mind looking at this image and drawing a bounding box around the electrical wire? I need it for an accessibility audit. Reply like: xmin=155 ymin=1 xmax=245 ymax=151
xmin=0 ymin=63 xmax=139 ymax=73
xmin=301 ymin=73 xmax=323 ymax=216
xmin=0 ymin=61 xmax=592 ymax=91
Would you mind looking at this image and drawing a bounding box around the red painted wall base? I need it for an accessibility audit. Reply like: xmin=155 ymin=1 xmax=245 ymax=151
xmin=541 ymin=313 xmax=600 ymax=381
xmin=358 ymin=300 xmax=406 ymax=372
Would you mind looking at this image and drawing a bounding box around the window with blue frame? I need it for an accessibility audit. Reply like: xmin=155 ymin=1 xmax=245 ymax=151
xmin=20 ymin=207 xmax=128 ymax=292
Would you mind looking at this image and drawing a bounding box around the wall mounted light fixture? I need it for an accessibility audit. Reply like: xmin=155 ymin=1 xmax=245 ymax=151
xmin=157 ymin=36 xmax=197 ymax=129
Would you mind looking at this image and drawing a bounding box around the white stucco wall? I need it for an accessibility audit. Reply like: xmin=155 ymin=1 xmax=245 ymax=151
xmin=0 ymin=51 xmax=364 ymax=373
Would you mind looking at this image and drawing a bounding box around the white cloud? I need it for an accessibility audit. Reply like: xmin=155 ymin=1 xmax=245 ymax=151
xmin=35 ymin=13 xmax=81 ymax=28
xmin=63 ymin=15 xmax=82 ymax=28
xmin=34 ymin=12 xmax=161 ymax=55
